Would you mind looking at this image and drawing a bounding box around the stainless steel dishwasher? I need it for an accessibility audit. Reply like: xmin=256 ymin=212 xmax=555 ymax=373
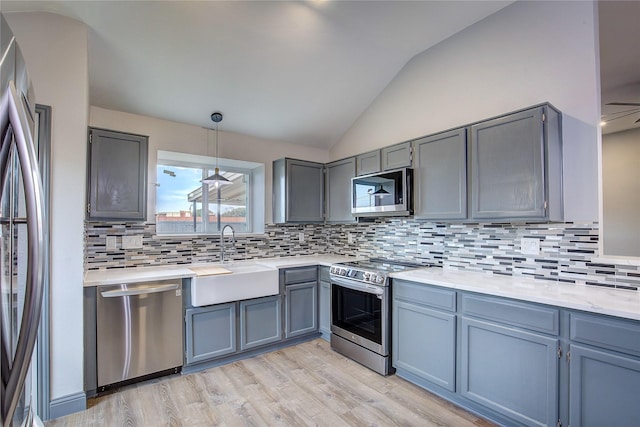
xmin=96 ymin=280 xmax=183 ymax=389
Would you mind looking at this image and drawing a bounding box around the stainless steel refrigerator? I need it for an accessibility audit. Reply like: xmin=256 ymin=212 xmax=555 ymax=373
xmin=1 ymin=14 xmax=47 ymax=427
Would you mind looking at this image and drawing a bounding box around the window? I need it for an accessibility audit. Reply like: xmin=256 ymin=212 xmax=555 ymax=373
xmin=156 ymin=151 xmax=264 ymax=234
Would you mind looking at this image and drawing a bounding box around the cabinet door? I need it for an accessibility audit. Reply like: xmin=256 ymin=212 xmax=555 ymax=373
xmin=319 ymin=280 xmax=331 ymax=341
xmin=470 ymin=107 xmax=546 ymax=219
xmin=325 ymin=157 xmax=356 ymax=223
xmin=185 ymin=303 xmax=236 ymax=365
xmin=356 ymin=150 xmax=381 ymax=175
xmin=569 ymin=344 xmax=640 ymax=427
xmin=239 ymin=296 xmax=281 ymax=351
xmin=287 ymin=159 xmax=324 ymax=222
xmin=88 ymin=127 xmax=148 ymax=220
xmin=285 ymin=281 xmax=318 ymax=338
xmin=381 ymin=141 xmax=412 ymax=170
xmin=413 ymin=128 xmax=467 ymax=220
xmin=460 ymin=317 xmax=558 ymax=427
xmin=393 ymin=300 xmax=456 ymax=391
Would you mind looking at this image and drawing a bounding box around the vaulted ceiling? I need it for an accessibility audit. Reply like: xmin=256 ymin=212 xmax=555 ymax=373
xmin=3 ymin=0 xmax=514 ymax=148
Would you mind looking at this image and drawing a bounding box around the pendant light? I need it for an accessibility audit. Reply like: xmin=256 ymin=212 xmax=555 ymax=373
xmin=202 ymin=111 xmax=232 ymax=186
xmin=372 ymin=184 xmax=389 ymax=197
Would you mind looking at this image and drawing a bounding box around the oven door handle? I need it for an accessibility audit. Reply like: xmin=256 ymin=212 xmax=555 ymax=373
xmin=330 ymin=276 xmax=385 ymax=296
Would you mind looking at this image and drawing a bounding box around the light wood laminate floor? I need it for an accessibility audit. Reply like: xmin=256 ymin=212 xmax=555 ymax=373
xmin=47 ymin=339 xmax=495 ymax=426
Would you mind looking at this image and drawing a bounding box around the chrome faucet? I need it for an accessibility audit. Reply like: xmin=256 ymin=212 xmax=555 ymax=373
xmin=219 ymin=225 xmax=236 ymax=263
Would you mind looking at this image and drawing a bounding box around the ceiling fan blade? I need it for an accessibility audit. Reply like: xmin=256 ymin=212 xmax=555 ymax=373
xmin=607 ymin=102 xmax=640 ymax=106
xmin=635 ymin=117 xmax=640 ymax=124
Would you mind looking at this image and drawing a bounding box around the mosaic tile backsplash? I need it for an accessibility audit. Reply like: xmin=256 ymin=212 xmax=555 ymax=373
xmin=85 ymin=219 xmax=640 ymax=291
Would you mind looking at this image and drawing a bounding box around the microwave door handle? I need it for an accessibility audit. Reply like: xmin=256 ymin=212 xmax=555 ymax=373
xmin=1 ymin=81 xmax=46 ymax=424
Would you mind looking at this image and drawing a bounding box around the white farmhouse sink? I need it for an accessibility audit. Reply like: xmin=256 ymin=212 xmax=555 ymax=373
xmin=190 ymin=262 xmax=279 ymax=306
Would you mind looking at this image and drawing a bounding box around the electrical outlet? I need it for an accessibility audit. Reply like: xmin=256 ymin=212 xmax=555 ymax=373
xmin=298 ymin=232 xmax=305 ymax=243
xmin=521 ymin=238 xmax=540 ymax=255
xmin=106 ymin=236 xmax=117 ymax=251
xmin=347 ymin=233 xmax=354 ymax=244
xmin=122 ymin=235 xmax=143 ymax=249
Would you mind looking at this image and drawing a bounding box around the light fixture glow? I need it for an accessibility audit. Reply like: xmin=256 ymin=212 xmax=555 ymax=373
xmin=202 ymin=112 xmax=232 ymax=186
xmin=372 ymin=184 xmax=389 ymax=197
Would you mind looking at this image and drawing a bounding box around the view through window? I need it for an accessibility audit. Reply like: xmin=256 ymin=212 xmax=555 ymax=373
xmin=156 ymin=163 xmax=250 ymax=234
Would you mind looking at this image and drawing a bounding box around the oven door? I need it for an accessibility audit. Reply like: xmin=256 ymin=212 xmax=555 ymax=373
xmin=330 ymin=276 xmax=389 ymax=356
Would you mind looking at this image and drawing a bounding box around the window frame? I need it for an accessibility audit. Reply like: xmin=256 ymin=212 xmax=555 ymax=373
xmin=155 ymin=154 xmax=254 ymax=235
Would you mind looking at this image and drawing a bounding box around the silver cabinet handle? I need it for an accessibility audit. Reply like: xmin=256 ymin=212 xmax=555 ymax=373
xmin=0 ymin=80 xmax=46 ymax=424
xmin=100 ymin=283 xmax=180 ymax=298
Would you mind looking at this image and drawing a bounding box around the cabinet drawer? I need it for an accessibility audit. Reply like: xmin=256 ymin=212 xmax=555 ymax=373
xmin=393 ymin=280 xmax=456 ymax=312
xmin=461 ymin=294 xmax=559 ymax=335
xmin=570 ymin=313 xmax=640 ymax=357
xmin=283 ymin=266 xmax=317 ymax=284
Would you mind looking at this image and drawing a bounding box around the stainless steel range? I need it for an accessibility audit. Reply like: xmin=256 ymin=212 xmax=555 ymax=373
xmin=329 ymin=258 xmax=426 ymax=376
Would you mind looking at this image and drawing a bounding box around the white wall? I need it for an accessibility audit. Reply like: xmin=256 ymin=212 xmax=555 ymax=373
xmin=331 ymin=0 xmax=600 ymax=222
xmin=602 ymin=128 xmax=640 ymax=256
xmin=89 ymin=106 xmax=330 ymax=224
xmin=5 ymin=12 xmax=88 ymax=400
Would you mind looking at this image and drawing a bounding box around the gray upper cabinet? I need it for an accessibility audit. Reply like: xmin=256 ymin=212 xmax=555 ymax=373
xmin=87 ymin=127 xmax=148 ymax=221
xmin=325 ymin=157 xmax=356 ymax=223
xmin=470 ymin=104 xmax=562 ymax=221
xmin=381 ymin=141 xmax=412 ymax=170
xmin=413 ymin=128 xmax=468 ymax=220
xmin=356 ymin=150 xmax=381 ymax=175
xmin=273 ymin=158 xmax=324 ymax=223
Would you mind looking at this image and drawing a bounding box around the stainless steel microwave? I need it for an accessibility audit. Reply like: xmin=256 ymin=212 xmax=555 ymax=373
xmin=351 ymin=168 xmax=413 ymax=217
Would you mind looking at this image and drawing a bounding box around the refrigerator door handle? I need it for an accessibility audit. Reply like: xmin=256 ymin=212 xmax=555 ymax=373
xmin=100 ymin=283 xmax=180 ymax=298
xmin=0 ymin=80 xmax=46 ymax=426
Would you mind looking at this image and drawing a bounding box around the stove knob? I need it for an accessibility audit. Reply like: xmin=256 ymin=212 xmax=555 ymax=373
xmin=376 ymin=275 xmax=385 ymax=284
xmin=363 ymin=272 xmax=370 ymax=281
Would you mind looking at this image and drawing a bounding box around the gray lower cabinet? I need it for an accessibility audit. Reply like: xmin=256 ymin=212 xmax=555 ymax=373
xmin=394 ymin=280 xmax=640 ymax=427
xmin=185 ymin=302 xmax=236 ymax=364
xmin=460 ymin=317 xmax=559 ymax=427
xmin=318 ymin=267 xmax=331 ymax=341
xmin=325 ymin=157 xmax=356 ymax=223
xmin=393 ymin=300 xmax=456 ymax=391
xmin=239 ymin=295 xmax=281 ymax=351
xmin=281 ymin=266 xmax=319 ymax=339
xmin=284 ymin=281 xmax=318 ymax=338
xmin=470 ymin=104 xmax=562 ymax=221
xmin=272 ymin=158 xmax=324 ymax=223
xmin=568 ymin=345 xmax=640 ymax=427
xmin=413 ymin=128 xmax=467 ymax=220
xmin=568 ymin=312 xmax=640 ymax=426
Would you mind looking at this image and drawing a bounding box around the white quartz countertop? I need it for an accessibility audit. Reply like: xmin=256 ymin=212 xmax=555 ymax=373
xmin=391 ymin=268 xmax=640 ymax=322
xmin=84 ymin=256 xmax=640 ymax=321
xmin=83 ymin=254 xmax=364 ymax=287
